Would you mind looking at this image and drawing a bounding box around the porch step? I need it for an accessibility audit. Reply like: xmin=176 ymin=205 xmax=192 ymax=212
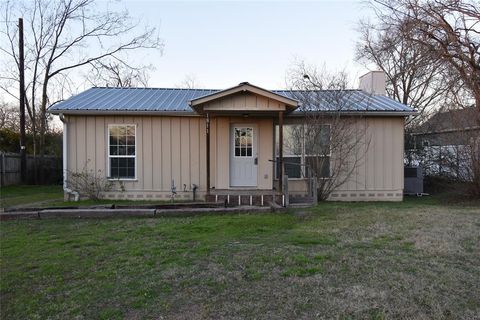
xmin=206 ymin=194 xmax=284 ymax=207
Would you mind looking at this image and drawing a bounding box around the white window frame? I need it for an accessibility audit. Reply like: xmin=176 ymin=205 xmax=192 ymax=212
xmin=107 ymin=124 xmax=137 ymax=181
xmin=275 ymin=123 xmax=331 ymax=180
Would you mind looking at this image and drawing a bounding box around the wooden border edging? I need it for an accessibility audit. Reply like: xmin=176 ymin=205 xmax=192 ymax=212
xmin=40 ymin=209 xmax=156 ymax=219
xmin=0 ymin=211 xmax=40 ymax=220
xmin=1 ymin=206 xmax=282 ymax=220
xmin=154 ymin=206 xmax=273 ymax=217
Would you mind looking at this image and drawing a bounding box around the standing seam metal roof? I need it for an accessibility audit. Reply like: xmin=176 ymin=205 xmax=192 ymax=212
xmin=48 ymin=87 xmax=415 ymax=113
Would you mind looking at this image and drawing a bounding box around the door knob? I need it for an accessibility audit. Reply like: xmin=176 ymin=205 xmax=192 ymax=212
xmin=254 ymin=157 xmax=258 ymax=165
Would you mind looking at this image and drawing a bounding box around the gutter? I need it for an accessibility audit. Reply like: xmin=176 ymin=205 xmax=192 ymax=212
xmin=287 ymin=110 xmax=417 ymax=117
xmin=59 ymin=114 xmax=79 ymax=202
xmin=48 ymin=109 xmax=199 ymax=117
xmin=49 ymin=109 xmax=416 ymax=117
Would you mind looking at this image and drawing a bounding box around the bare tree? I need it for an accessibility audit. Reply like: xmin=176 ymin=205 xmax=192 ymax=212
xmin=366 ymin=0 xmax=480 ymax=196
xmin=0 ymin=101 xmax=19 ymax=131
xmin=0 ymin=100 xmax=43 ymax=134
xmin=369 ymin=0 xmax=480 ymax=120
xmin=176 ymin=74 xmax=204 ymax=89
xmin=287 ymin=63 xmax=370 ymax=201
xmin=0 ymin=0 xmax=163 ymax=182
xmin=84 ymin=59 xmax=154 ymax=88
xmin=356 ymin=17 xmax=449 ymax=125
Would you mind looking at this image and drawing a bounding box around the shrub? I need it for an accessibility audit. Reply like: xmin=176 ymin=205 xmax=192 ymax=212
xmin=66 ymin=160 xmax=124 ymax=200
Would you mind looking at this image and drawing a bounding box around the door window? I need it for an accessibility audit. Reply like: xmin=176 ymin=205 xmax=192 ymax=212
xmin=234 ymin=127 xmax=253 ymax=157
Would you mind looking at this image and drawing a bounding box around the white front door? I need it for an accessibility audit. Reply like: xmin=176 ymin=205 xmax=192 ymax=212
xmin=230 ymin=125 xmax=257 ymax=187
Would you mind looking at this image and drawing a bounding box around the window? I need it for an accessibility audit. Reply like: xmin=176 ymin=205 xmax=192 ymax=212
xmin=275 ymin=124 xmax=331 ymax=179
xmin=108 ymin=125 xmax=136 ymax=179
xmin=305 ymin=155 xmax=330 ymax=178
xmin=305 ymin=124 xmax=331 ymax=178
xmin=275 ymin=125 xmax=303 ymax=178
xmin=234 ymin=127 xmax=253 ymax=157
xmin=305 ymin=124 xmax=331 ymax=156
xmin=281 ymin=156 xmax=302 ymax=179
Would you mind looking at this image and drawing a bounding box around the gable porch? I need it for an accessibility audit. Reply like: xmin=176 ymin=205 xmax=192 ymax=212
xmin=189 ymin=82 xmax=299 ymax=200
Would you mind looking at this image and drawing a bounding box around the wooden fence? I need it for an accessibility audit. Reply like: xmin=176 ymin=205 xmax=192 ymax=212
xmin=0 ymin=153 xmax=62 ymax=186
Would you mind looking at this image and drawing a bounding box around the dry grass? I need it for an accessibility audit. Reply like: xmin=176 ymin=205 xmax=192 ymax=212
xmin=1 ymin=197 xmax=479 ymax=319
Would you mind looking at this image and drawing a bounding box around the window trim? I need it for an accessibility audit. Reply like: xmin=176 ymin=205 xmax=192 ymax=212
xmin=107 ymin=124 xmax=137 ymax=181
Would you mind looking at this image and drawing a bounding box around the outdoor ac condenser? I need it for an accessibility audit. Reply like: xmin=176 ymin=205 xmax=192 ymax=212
xmin=404 ymin=166 xmax=424 ymax=195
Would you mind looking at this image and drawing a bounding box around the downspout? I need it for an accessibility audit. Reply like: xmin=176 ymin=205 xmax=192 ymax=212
xmin=59 ymin=114 xmax=79 ymax=201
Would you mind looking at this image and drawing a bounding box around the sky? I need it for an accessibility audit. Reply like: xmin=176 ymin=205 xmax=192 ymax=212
xmin=122 ymin=0 xmax=374 ymax=90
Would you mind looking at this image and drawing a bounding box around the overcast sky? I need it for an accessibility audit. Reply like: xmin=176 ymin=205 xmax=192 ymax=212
xmin=124 ymin=0 xmax=374 ymax=90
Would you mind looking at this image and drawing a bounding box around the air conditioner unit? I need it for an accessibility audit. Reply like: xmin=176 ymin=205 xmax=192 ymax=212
xmin=404 ymin=166 xmax=424 ymax=195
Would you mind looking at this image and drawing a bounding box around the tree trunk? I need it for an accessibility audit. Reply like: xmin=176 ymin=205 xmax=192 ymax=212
xmin=31 ymin=107 xmax=38 ymax=184
xmin=473 ymin=94 xmax=480 ymax=197
xmin=32 ymin=134 xmax=37 ymax=184
xmin=476 ymin=94 xmax=480 ymax=125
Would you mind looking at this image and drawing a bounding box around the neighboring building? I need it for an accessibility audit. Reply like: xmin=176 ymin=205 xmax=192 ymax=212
xmin=48 ymin=71 xmax=415 ymax=202
xmin=410 ymin=107 xmax=480 ymax=180
xmin=413 ymin=107 xmax=479 ymax=147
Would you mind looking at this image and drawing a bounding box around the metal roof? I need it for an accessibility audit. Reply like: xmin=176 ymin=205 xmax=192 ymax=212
xmin=48 ymin=86 xmax=415 ymax=115
xmin=276 ymin=90 xmax=415 ymax=113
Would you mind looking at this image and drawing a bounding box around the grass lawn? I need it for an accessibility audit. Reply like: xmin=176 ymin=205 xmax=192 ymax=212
xmin=1 ymin=198 xmax=479 ymax=319
xmin=0 ymin=185 xmax=64 ymax=208
xmin=0 ymin=185 xmax=191 ymax=209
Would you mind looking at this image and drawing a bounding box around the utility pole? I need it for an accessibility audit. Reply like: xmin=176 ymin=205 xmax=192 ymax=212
xmin=19 ymin=18 xmax=27 ymax=183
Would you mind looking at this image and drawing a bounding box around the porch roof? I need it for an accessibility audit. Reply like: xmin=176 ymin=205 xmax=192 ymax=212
xmin=188 ymin=82 xmax=299 ymax=114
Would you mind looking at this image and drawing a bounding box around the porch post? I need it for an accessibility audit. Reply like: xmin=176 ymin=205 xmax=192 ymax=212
xmin=206 ymin=113 xmax=211 ymax=195
xmin=278 ymin=111 xmax=284 ymax=193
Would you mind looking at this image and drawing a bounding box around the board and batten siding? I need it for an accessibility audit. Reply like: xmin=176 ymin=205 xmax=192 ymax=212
xmin=202 ymin=92 xmax=286 ymax=112
xmin=66 ymin=115 xmax=207 ymax=200
xmin=286 ymin=116 xmax=405 ymax=201
xmin=66 ymin=114 xmax=405 ymax=201
xmin=330 ymin=116 xmax=404 ymax=201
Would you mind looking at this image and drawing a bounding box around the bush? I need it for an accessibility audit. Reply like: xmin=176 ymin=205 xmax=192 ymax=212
xmin=67 ymin=160 xmax=124 ymax=200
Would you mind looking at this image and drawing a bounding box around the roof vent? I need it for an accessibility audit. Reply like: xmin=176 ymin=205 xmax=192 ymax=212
xmin=239 ymin=82 xmax=250 ymax=85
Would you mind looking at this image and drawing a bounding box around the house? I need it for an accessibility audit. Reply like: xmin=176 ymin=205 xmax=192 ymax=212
xmin=410 ymin=107 xmax=480 ymax=181
xmin=412 ymin=107 xmax=479 ymax=147
xmin=48 ymin=71 xmax=415 ymax=203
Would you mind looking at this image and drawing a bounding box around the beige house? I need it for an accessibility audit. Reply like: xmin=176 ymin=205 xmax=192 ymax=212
xmin=49 ymin=71 xmax=415 ymax=203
